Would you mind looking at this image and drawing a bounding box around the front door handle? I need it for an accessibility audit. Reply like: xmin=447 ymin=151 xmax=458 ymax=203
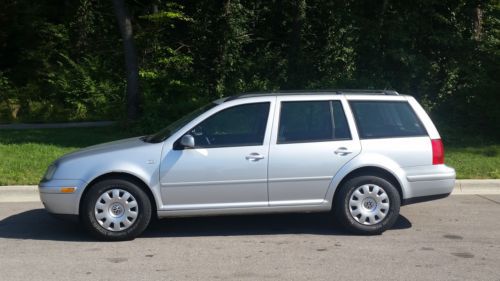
xmin=245 ymin=153 xmax=265 ymax=161
xmin=334 ymin=147 xmax=353 ymax=156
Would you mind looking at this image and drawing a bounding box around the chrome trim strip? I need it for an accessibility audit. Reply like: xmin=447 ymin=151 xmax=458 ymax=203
xmin=269 ymin=199 xmax=326 ymax=206
xmin=407 ymin=172 xmax=456 ymax=182
xmin=268 ymin=176 xmax=332 ymax=183
xmin=161 ymin=178 xmax=267 ymax=187
xmin=161 ymin=201 xmax=269 ymax=211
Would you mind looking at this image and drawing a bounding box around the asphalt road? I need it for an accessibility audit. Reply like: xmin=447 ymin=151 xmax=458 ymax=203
xmin=1 ymin=195 xmax=499 ymax=281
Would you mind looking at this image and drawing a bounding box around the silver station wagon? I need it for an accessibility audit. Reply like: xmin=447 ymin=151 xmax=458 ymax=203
xmin=39 ymin=90 xmax=456 ymax=240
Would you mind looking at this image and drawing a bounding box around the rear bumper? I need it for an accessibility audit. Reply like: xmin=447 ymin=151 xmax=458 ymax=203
xmin=38 ymin=179 xmax=86 ymax=215
xmin=402 ymin=193 xmax=450 ymax=205
xmin=403 ymin=165 xmax=455 ymax=202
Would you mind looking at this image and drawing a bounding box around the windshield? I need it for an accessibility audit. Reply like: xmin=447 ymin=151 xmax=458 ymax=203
xmin=144 ymin=102 xmax=218 ymax=143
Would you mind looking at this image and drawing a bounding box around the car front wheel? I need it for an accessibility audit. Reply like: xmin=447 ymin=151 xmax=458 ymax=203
xmin=334 ymin=175 xmax=400 ymax=235
xmin=81 ymin=178 xmax=152 ymax=241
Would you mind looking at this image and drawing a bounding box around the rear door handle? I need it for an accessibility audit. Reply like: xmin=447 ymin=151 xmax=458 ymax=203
xmin=245 ymin=153 xmax=265 ymax=161
xmin=334 ymin=147 xmax=352 ymax=156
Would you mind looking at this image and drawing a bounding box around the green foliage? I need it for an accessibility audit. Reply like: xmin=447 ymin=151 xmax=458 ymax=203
xmin=0 ymin=72 xmax=18 ymax=122
xmin=0 ymin=0 xmax=498 ymax=140
xmin=0 ymin=0 xmax=122 ymax=123
xmin=140 ymin=10 xmax=194 ymax=23
xmin=45 ymin=54 xmax=123 ymax=121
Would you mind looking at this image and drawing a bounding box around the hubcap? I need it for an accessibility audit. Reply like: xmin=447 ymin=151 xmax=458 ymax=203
xmin=94 ymin=189 xmax=138 ymax=232
xmin=349 ymin=184 xmax=390 ymax=225
xmin=109 ymin=203 xmax=124 ymax=217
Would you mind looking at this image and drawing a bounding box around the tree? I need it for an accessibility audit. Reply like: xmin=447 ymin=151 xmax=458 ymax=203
xmin=0 ymin=0 xmax=498 ymax=137
xmin=112 ymin=0 xmax=140 ymax=121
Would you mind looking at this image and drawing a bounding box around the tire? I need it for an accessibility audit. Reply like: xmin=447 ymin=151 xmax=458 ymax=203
xmin=334 ymin=175 xmax=400 ymax=235
xmin=81 ymin=178 xmax=152 ymax=241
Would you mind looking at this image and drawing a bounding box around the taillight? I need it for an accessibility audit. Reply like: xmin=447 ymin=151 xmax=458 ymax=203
xmin=431 ymin=139 xmax=444 ymax=165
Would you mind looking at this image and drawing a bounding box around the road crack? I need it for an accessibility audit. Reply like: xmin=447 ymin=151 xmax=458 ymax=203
xmin=476 ymin=195 xmax=500 ymax=205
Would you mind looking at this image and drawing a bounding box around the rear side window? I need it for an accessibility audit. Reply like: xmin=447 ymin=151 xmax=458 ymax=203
xmin=278 ymin=100 xmax=351 ymax=143
xmin=349 ymin=101 xmax=427 ymax=139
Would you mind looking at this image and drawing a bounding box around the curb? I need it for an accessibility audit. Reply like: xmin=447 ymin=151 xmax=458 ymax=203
xmin=0 ymin=180 xmax=499 ymax=203
xmin=451 ymin=179 xmax=500 ymax=195
xmin=0 ymin=186 xmax=40 ymax=203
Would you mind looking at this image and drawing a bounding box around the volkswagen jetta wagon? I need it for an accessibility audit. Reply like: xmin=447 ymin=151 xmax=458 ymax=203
xmin=39 ymin=90 xmax=456 ymax=240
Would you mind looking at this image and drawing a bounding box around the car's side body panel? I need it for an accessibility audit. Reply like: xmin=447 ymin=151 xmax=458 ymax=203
xmin=158 ymin=96 xmax=276 ymax=211
xmin=156 ymin=202 xmax=331 ymax=218
xmin=159 ymin=145 xmax=270 ymax=210
xmin=39 ymin=92 xmax=456 ymax=219
xmin=267 ymin=95 xmax=362 ymax=206
xmin=359 ymin=137 xmax=432 ymax=167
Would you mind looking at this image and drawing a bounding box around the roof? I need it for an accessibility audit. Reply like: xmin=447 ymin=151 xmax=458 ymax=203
xmin=224 ymin=89 xmax=399 ymax=102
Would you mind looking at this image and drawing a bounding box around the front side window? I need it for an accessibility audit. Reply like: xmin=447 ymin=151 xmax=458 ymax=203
xmin=349 ymin=101 xmax=427 ymax=139
xmin=187 ymin=102 xmax=270 ymax=148
xmin=278 ymin=100 xmax=351 ymax=143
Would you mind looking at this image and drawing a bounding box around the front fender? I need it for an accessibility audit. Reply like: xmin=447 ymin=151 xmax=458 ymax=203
xmin=74 ymin=166 xmax=162 ymax=215
xmin=52 ymin=143 xmax=163 ymax=214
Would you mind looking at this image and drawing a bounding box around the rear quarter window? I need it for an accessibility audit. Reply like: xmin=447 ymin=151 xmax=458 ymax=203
xmin=349 ymin=101 xmax=427 ymax=139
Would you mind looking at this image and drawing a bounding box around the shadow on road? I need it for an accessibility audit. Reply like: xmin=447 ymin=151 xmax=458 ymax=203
xmin=0 ymin=209 xmax=412 ymax=242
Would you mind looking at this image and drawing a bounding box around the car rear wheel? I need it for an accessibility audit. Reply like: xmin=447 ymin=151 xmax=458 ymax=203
xmin=81 ymin=178 xmax=152 ymax=241
xmin=334 ymin=175 xmax=400 ymax=235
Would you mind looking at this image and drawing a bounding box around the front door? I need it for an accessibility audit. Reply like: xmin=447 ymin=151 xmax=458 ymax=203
xmin=159 ymin=100 xmax=275 ymax=210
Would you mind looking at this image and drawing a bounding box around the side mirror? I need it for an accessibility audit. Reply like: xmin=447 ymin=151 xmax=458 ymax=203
xmin=180 ymin=134 xmax=195 ymax=148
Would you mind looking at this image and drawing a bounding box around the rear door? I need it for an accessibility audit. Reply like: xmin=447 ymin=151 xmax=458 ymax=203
xmin=267 ymin=96 xmax=361 ymax=206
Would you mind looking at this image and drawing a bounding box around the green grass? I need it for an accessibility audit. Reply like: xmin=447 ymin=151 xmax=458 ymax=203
xmin=446 ymin=145 xmax=499 ymax=179
xmin=0 ymin=127 xmax=136 ymax=185
xmin=0 ymin=127 xmax=498 ymax=185
xmin=442 ymin=131 xmax=499 ymax=179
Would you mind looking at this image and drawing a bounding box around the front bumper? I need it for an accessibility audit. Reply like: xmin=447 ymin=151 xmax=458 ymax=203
xmin=38 ymin=179 xmax=87 ymax=215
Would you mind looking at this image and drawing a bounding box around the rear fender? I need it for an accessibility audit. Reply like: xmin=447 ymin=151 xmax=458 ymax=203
xmin=324 ymin=153 xmax=409 ymax=205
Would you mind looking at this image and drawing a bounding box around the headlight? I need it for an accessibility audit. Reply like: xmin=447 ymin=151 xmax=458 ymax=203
xmin=42 ymin=164 xmax=57 ymax=181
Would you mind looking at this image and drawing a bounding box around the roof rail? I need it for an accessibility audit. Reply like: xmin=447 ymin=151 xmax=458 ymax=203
xmin=335 ymin=89 xmax=399 ymax=95
xmin=225 ymin=89 xmax=399 ymax=101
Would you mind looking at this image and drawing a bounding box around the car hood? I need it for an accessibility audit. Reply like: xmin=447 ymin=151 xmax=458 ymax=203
xmin=48 ymin=136 xmax=166 ymax=183
xmin=57 ymin=136 xmax=155 ymax=163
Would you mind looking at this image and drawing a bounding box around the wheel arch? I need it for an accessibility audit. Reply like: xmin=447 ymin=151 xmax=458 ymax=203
xmin=78 ymin=172 xmax=158 ymax=218
xmin=331 ymin=166 xmax=404 ymax=205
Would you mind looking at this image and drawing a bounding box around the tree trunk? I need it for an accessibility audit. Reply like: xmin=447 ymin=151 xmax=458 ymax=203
xmin=152 ymin=0 xmax=159 ymax=14
xmin=473 ymin=5 xmax=483 ymax=40
xmin=286 ymin=0 xmax=306 ymax=89
xmin=213 ymin=0 xmax=231 ymax=97
xmin=112 ymin=0 xmax=140 ymax=121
